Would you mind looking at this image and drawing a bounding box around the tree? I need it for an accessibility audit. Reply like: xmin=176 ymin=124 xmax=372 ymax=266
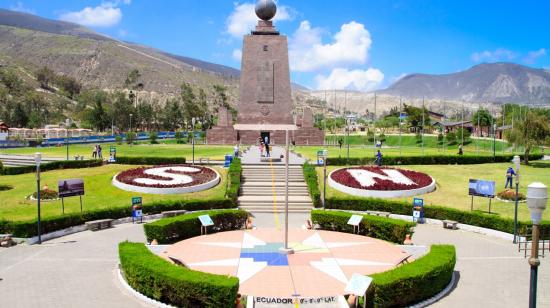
xmin=162 ymin=99 xmax=183 ymax=131
xmin=36 ymin=66 xmax=55 ymax=90
xmin=56 ymin=75 xmax=81 ymax=98
xmin=124 ymin=69 xmax=142 ymax=89
xmin=149 ymin=131 xmax=159 ymax=144
xmin=507 ymin=112 xmax=550 ymax=164
xmin=112 ymin=92 xmax=135 ymax=131
xmin=11 ymin=102 xmax=28 ymax=128
xmin=403 ymin=104 xmax=430 ymax=130
xmin=446 ymin=132 xmax=456 ymax=145
xmin=472 ymin=108 xmax=494 ymax=128
xmin=89 ymin=98 xmax=111 ymax=131
xmin=213 ymin=85 xmax=229 ymax=108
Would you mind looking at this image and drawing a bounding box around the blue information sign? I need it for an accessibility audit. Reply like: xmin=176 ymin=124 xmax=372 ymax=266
xmin=412 ymin=197 xmax=425 ymax=223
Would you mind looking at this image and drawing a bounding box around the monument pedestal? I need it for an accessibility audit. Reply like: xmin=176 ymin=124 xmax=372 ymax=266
xmin=206 ymin=127 xmax=237 ymax=145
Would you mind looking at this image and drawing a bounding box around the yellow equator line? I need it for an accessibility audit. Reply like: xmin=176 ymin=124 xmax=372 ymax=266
xmin=268 ymin=158 xmax=281 ymax=229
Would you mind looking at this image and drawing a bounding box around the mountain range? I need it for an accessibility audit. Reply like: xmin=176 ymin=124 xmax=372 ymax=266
xmin=1 ymin=8 xmax=549 ymax=113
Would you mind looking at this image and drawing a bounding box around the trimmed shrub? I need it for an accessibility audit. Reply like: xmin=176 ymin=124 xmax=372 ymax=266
xmin=144 ymin=209 xmax=248 ymax=244
xmin=0 ymin=159 xmax=103 ymax=176
xmin=303 ymin=162 xmax=321 ymax=207
xmin=325 ymin=197 xmax=550 ymax=237
xmin=326 ymin=154 xmax=543 ymax=166
xmin=119 ymin=242 xmax=239 ymax=308
xmin=365 ymin=245 xmax=456 ymax=307
xmin=226 ymin=158 xmax=241 ymax=202
xmin=311 ymin=210 xmax=415 ymax=244
xmin=149 ymin=131 xmax=159 ymax=144
xmin=0 ymin=198 xmax=236 ymax=238
xmin=114 ymin=156 xmax=186 ymax=165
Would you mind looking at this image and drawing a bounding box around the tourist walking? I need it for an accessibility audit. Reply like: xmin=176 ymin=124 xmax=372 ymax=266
xmin=375 ymin=150 xmax=383 ymax=166
xmin=234 ymin=144 xmax=240 ymax=158
xmin=458 ymin=143 xmax=463 ymax=155
xmin=97 ymin=144 xmax=103 ymax=159
xmin=505 ymin=166 xmax=516 ymax=189
xmin=259 ymin=139 xmax=264 ymax=157
xmin=338 ymin=139 xmax=343 ymax=149
xmin=265 ymin=142 xmax=270 ymax=157
xmin=92 ymin=145 xmax=97 ymax=159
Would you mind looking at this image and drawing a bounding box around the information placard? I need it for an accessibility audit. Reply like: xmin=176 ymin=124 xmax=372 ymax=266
xmin=58 ymin=179 xmax=85 ymax=198
xmin=344 ymin=273 xmax=373 ymax=296
xmin=198 ymin=215 xmax=214 ymax=227
xmin=469 ymin=179 xmax=495 ymax=198
xmin=347 ymin=215 xmax=363 ymax=226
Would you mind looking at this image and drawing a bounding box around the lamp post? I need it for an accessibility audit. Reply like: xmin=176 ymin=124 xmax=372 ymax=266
xmin=493 ymin=123 xmax=496 ymax=160
xmin=66 ymin=128 xmax=69 ymax=161
xmin=191 ymin=117 xmax=196 ymax=165
xmin=526 ymin=182 xmax=547 ymax=308
xmin=513 ymin=155 xmax=521 ymax=243
xmin=346 ymin=117 xmax=350 ymax=165
xmin=129 ymin=113 xmax=133 ymax=146
xmin=35 ymin=152 xmax=42 ymax=244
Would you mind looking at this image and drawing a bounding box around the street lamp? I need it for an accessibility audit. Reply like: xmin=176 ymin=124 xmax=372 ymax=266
xmin=191 ymin=117 xmax=196 ymax=165
xmin=493 ymin=123 xmax=497 ymax=160
xmin=66 ymin=127 xmax=69 ymax=161
xmin=129 ymin=113 xmax=133 ymax=146
xmin=513 ymin=155 xmax=521 ymax=243
xmin=346 ymin=117 xmax=350 ymax=165
xmin=526 ymin=182 xmax=547 ymax=308
xmin=35 ymin=152 xmax=42 ymax=245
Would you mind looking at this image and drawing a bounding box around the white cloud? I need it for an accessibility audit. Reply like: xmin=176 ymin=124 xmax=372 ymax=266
xmin=523 ymin=48 xmax=547 ymax=64
xmin=232 ymin=49 xmax=242 ymax=61
xmin=226 ymin=2 xmax=292 ymax=38
xmin=10 ymin=1 xmax=35 ymax=14
xmin=59 ymin=3 xmax=122 ymax=28
xmin=289 ymin=21 xmax=372 ymax=72
xmin=315 ymin=68 xmax=384 ymax=92
xmin=471 ymin=48 xmax=517 ymax=62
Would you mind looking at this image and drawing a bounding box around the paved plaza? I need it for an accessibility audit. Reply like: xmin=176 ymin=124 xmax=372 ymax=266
xmin=0 ymin=213 xmax=548 ymax=307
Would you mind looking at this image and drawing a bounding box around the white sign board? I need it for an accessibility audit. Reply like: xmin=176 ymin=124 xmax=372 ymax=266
xmin=347 ymin=215 xmax=363 ymax=226
xmin=344 ymin=274 xmax=373 ymax=296
xmin=198 ymin=215 xmax=214 ymax=227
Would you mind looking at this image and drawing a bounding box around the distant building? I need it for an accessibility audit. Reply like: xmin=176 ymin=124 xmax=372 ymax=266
xmin=428 ymin=111 xmax=446 ymax=122
xmin=433 ymin=120 xmax=473 ymax=134
xmin=0 ymin=121 xmax=9 ymax=141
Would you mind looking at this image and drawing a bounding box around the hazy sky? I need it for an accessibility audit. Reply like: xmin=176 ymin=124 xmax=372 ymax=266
xmin=2 ymin=0 xmax=549 ymax=91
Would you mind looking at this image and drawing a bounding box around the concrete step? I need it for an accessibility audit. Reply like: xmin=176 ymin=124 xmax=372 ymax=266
xmin=238 ymin=202 xmax=314 ymax=208
xmin=239 ymin=206 xmax=312 ymax=213
xmin=240 ymin=192 xmax=310 ymax=197
xmin=241 ymin=181 xmax=308 ymax=187
xmin=238 ymin=195 xmax=312 ymax=202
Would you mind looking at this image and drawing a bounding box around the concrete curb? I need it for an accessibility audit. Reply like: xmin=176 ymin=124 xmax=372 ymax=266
xmin=408 ymin=271 xmax=457 ymax=308
xmin=117 ymin=267 xmax=176 ymax=308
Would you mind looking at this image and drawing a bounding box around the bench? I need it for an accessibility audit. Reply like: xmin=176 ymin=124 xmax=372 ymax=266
xmin=161 ymin=210 xmax=187 ymax=218
xmin=199 ymin=157 xmax=210 ymax=164
xmin=365 ymin=211 xmax=391 ymax=218
xmin=85 ymin=219 xmax=114 ymax=231
xmin=443 ymin=220 xmax=458 ymax=230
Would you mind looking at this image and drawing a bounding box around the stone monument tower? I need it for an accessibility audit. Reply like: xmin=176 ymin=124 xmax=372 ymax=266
xmin=207 ymin=0 xmax=324 ymax=145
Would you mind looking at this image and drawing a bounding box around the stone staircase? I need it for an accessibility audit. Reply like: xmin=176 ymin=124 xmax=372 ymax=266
xmin=0 ymin=154 xmax=65 ymax=167
xmin=238 ymin=164 xmax=313 ymax=213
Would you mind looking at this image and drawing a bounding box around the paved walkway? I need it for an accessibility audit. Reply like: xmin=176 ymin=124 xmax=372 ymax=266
xmin=0 ymin=214 xmax=548 ymax=307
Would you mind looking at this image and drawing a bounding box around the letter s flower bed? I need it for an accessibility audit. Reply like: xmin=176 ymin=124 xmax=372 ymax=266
xmin=119 ymin=242 xmax=239 ymax=308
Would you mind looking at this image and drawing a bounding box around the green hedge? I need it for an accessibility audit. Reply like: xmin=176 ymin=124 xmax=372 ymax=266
xmin=311 ymin=210 xmax=415 ymax=244
xmin=303 ymin=162 xmax=322 ymax=208
xmin=327 ymin=154 xmax=543 ymax=166
xmin=144 ymin=209 xmax=248 ymax=244
xmin=119 ymin=242 xmax=239 ymax=308
xmin=325 ymin=197 xmax=550 ymax=237
xmin=114 ymin=156 xmax=186 ymax=165
xmin=0 ymin=159 xmax=103 ymax=175
xmin=226 ymin=158 xmax=241 ymax=202
xmin=366 ymin=245 xmax=456 ymax=307
xmin=0 ymin=198 xmax=235 ymax=238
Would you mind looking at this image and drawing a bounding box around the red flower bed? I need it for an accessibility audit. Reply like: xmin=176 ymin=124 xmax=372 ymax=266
xmin=331 ymin=166 xmax=433 ymax=191
xmin=115 ymin=165 xmax=217 ymax=188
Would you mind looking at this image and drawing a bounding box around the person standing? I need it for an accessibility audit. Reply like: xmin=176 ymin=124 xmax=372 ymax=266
xmin=92 ymin=145 xmax=97 ymax=159
xmin=265 ymin=142 xmax=270 ymax=157
xmin=375 ymin=150 xmax=383 ymax=166
xmin=97 ymin=144 xmax=103 ymax=159
xmin=234 ymin=144 xmax=240 ymax=158
xmin=259 ymin=139 xmax=264 ymax=157
xmin=458 ymin=143 xmax=463 ymax=155
xmin=505 ymin=166 xmax=516 ymax=189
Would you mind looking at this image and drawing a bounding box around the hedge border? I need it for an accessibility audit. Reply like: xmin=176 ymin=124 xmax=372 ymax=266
xmin=365 ymin=245 xmax=456 ymax=307
xmin=114 ymin=156 xmax=186 ymax=165
xmin=226 ymin=158 xmax=241 ymax=202
xmin=143 ymin=209 xmax=249 ymax=244
xmin=119 ymin=242 xmax=239 ymax=308
xmin=325 ymin=197 xmax=550 ymax=238
xmin=0 ymin=198 xmax=236 ymax=238
xmin=303 ymin=162 xmax=322 ymax=208
xmin=327 ymin=154 xmax=543 ymax=166
xmin=311 ymin=210 xmax=415 ymax=244
xmin=0 ymin=159 xmax=103 ymax=175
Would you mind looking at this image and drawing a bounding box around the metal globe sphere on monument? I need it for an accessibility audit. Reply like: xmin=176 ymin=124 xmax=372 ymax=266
xmin=255 ymin=0 xmax=277 ymax=21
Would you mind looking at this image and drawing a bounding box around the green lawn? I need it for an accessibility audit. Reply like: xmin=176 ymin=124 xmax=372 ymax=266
xmin=0 ymin=164 xmax=228 ymax=221
xmin=294 ymin=134 xmax=531 ymax=161
xmin=0 ymin=142 xmax=234 ymax=160
xmin=317 ymin=162 xmax=550 ymax=222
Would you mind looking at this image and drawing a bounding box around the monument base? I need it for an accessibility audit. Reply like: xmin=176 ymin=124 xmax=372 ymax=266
xmin=292 ymin=127 xmax=325 ymax=146
xmin=206 ymin=126 xmax=237 ymax=145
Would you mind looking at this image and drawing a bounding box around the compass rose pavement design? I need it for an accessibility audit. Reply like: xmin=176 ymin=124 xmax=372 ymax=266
xmin=162 ymin=229 xmax=410 ymax=297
